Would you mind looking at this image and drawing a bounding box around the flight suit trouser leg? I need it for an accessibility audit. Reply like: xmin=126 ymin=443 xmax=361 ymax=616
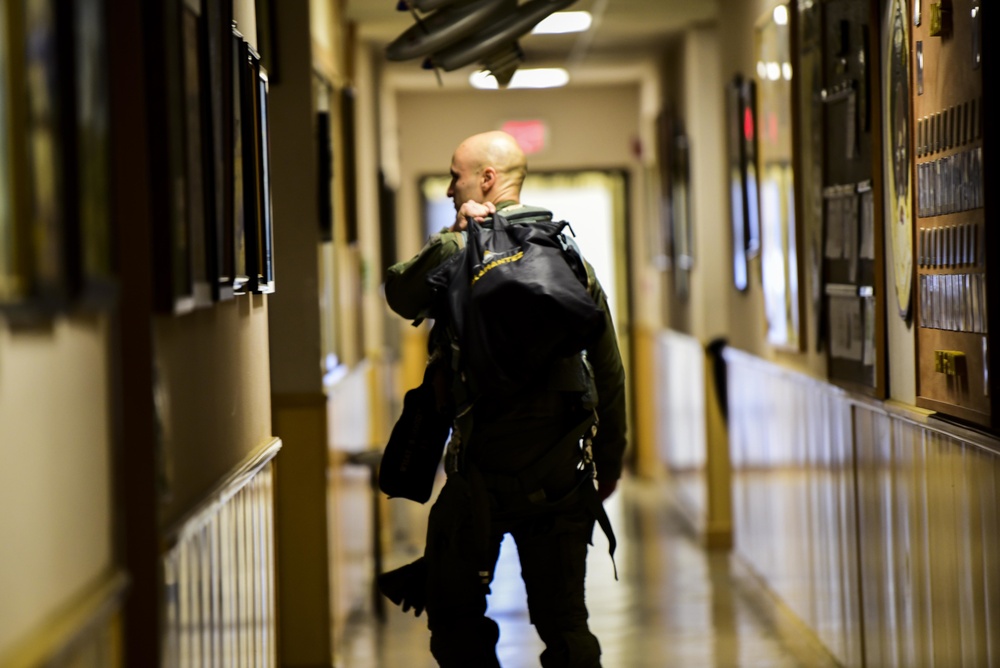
xmin=424 ymin=476 xmax=504 ymax=668
xmin=512 ymin=503 xmax=602 ymax=668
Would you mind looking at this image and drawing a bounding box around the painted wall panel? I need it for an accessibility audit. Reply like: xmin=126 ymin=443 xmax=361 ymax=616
xmin=0 ymin=317 xmax=115 ymax=659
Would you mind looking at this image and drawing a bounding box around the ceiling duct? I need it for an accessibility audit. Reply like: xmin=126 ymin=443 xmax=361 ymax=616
xmin=389 ymin=0 xmax=578 ymax=87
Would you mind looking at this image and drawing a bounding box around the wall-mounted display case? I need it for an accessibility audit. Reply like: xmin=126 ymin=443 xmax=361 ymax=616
xmin=911 ymin=0 xmax=993 ymax=428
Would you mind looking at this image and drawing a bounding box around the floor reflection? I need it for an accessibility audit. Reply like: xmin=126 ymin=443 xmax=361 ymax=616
xmin=338 ymin=476 xmax=837 ymax=667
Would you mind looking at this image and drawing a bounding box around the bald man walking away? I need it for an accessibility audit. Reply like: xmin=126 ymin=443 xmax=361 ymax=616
xmin=384 ymin=131 xmax=627 ymax=667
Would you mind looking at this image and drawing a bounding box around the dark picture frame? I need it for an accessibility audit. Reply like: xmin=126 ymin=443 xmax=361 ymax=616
xmin=0 ymin=0 xmax=32 ymax=307
xmin=656 ymin=110 xmax=694 ymax=301
xmin=378 ymin=169 xmax=398 ymax=283
xmin=205 ymin=0 xmax=234 ymax=301
xmin=231 ymin=23 xmax=249 ymax=293
xmin=2 ymin=0 xmax=117 ymax=317
xmin=669 ymin=123 xmax=693 ymax=302
xmin=231 ymin=30 xmax=274 ymax=295
xmin=340 ymin=86 xmax=359 ymax=245
xmin=656 ymin=111 xmax=674 ymax=265
xmin=180 ymin=0 xmax=212 ymax=307
xmin=315 ymin=74 xmax=334 ymax=243
xmin=150 ymin=0 xmax=196 ymax=314
xmin=727 ymin=74 xmax=762 ymax=292
xmin=254 ymin=0 xmax=278 ymax=84
xmin=248 ymin=60 xmax=274 ymax=293
xmin=74 ymin=0 xmax=115 ymax=305
xmin=20 ymin=0 xmax=80 ymax=312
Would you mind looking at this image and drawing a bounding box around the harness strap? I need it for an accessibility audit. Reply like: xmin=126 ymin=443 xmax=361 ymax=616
xmin=579 ymin=472 xmax=618 ymax=580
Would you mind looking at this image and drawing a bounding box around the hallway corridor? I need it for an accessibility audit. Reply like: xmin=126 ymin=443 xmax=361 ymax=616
xmin=336 ymin=478 xmax=839 ymax=668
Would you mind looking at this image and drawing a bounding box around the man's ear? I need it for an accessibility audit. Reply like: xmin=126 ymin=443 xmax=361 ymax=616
xmin=480 ymin=166 xmax=497 ymax=193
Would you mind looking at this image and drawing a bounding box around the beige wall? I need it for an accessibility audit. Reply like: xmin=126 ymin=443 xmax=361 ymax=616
xmin=0 ymin=317 xmax=114 ymax=657
xmin=268 ymin=0 xmax=325 ymax=396
xmin=155 ymin=299 xmax=274 ymax=528
xmin=682 ymin=26 xmax=729 ymax=344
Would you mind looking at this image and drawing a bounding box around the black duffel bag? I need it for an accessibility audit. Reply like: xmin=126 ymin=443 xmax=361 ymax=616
xmin=378 ymin=356 xmax=452 ymax=503
xmin=427 ymin=211 xmax=605 ymax=397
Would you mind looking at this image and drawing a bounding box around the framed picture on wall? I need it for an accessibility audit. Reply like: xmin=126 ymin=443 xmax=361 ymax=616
xmin=727 ymin=74 xmax=761 ymax=292
xmin=656 ymin=110 xmax=674 ymax=266
xmin=670 ymin=126 xmax=693 ymax=301
xmin=74 ymin=0 xmax=115 ymax=305
xmin=378 ymin=169 xmax=397 ymax=282
xmin=22 ymin=0 xmax=80 ymax=311
xmin=204 ymin=0 xmax=234 ymax=301
xmin=230 ymin=32 xmax=275 ymax=295
xmin=340 ymin=86 xmax=359 ymax=245
xmin=3 ymin=0 xmax=117 ymax=315
xmin=181 ymin=0 xmax=212 ymax=307
xmin=254 ymin=0 xmax=278 ymax=84
xmin=754 ymin=3 xmax=803 ymax=351
xmin=657 ymin=110 xmax=694 ymax=301
xmin=154 ymin=0 xmax=221 ymax=314
xmin=231 ymin=23 xmax=249 ymax=293
xmin=248 ymin=60 xmax=274 ymax=293
xmin=315 ymin=74 xmax=334 ymax=242
xmin=0 ymin=0 xmax=32 ymax=308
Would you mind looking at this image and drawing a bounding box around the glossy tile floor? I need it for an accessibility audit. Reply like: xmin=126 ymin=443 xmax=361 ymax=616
xmin=337 ymin=477 xmax=839 ymax=668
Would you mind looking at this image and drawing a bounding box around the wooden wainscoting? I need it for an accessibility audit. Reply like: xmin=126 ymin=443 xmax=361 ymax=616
xmin=725 ymin=348 xmax=1000 ymax=668
xmin=853 ymin=402 xmax=1000 ymax=668
xmin=161 ymin=438 xmax=281 ymax=667
xmin=656 ymin=330 xmax=708 ymax=527
xmin=725 ymin=348 xmax=862 ymax=667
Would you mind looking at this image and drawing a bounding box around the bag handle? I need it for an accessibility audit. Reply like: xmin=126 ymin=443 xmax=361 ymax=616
xmin=465 ymin=211 xmax=517 ymax=264
xmin=464 ymin=210 xmax=511 ymax=232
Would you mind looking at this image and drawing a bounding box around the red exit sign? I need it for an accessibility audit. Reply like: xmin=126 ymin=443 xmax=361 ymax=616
xmin=501 ymin=120 xmax=548 ymax=154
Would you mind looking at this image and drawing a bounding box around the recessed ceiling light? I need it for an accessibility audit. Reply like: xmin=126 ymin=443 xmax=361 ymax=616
xmin=470 ymin=67 xmax=570 ymax=90
xmin=531 ymin=11 xmax=593 ymax=35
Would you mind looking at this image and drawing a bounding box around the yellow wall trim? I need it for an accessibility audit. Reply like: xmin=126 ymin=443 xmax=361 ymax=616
xmin=272 ymin=400 xmax=333 ymax=665
xmin=632 ymin=326 xmax=661 ymax=480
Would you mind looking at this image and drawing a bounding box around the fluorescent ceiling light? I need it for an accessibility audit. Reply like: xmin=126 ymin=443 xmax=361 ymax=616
xmin=470 ymin=68 xmax=570 ymax=90
xmin=531 ymin=11 xmax=592 ymax=34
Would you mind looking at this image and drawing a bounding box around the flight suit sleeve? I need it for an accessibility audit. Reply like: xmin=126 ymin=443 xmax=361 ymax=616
xmin=385 ymin=230 xmax=465 ymax=320
xmin=584 ymin=265 xmax=628 ymax=488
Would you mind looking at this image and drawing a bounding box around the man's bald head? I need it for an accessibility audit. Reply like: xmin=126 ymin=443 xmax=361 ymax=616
xmin=447 ymin=131 xmax=527 ymax=210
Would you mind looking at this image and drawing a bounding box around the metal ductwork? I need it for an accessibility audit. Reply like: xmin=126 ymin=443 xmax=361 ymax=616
xmin=388 ymin=0 xmax=578 ymax=87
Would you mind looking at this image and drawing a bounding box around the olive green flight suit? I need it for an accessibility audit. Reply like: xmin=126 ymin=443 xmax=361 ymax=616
xmin=385 ymin=203 xmax=627 ymax=668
